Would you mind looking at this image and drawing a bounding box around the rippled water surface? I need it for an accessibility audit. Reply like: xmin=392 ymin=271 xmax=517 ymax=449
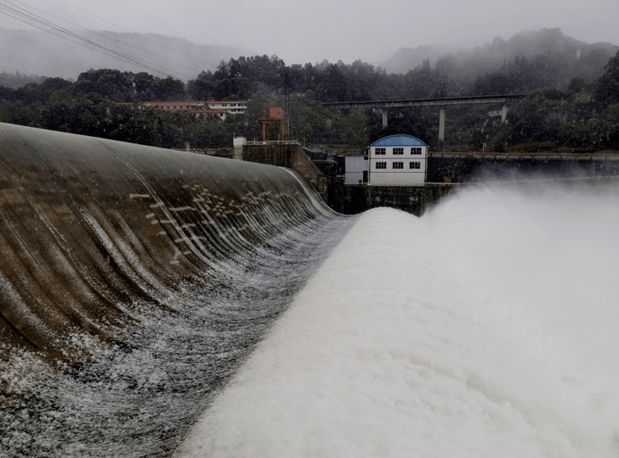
xmin=1 ymin=214 xmax=355 ymax=457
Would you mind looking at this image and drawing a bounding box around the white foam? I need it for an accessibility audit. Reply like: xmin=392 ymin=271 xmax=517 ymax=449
xmin=175 ymin=183 xmax=619 ymax=458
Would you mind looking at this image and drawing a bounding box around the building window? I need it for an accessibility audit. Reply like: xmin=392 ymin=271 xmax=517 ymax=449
xmin=376 ymin=162 xmax=387 ymax=169
xmin=375 ymin=147 xmax=386 ymax=155
xmin=411 ymin=147 xmax=422 ymax=155
xmin=393 ymin=147 xmax=404 ymax=155
xmin=393 ymin=162 xmax=403 ymax=169
xmin=410 ymin=161 xmax=421 ymax=169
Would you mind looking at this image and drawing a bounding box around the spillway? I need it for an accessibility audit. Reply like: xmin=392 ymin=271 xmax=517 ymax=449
xmin=0 ymin=122 xmax=355 ymax=456
xmin=177 ymin=184 xmax=619 ymax=458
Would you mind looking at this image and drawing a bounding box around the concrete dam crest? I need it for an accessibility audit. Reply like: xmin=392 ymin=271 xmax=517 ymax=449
xmin=0 ymin=122 xmax=355 ymax=456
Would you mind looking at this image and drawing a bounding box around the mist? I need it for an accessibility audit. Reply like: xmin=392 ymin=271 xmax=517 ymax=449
xmin=176 ymin=182 xmax=619 ymax=457
xmin=0 ymin=0 xmax=617 ymax=72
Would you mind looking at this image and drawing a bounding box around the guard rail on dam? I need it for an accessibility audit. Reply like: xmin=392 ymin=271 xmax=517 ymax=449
xmin=0 ymin=122 xmax=354 ymax=456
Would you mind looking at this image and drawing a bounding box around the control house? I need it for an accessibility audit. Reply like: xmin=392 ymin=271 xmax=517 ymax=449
xmin=368 ymin=134 xmax=428 ymax=186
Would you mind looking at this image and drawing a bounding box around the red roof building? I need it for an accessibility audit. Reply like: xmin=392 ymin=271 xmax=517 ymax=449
xmin=139 ymin=100 xmax=248 ymax=120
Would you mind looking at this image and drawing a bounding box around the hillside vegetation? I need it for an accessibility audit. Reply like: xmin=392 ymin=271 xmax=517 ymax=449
xmin=0 ymin=29 xmax=617 ymax=152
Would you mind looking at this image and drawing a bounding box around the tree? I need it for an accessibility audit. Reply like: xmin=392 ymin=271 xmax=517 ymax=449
xmin=187 ymin=71 xmax=215 ymax=100
xmin=594 ymin=51 xmax=619 ymax=107
xmin=321 ymin=63 xmax=348 ymax=102
xmin=134 ymin=72 xmax=157 ymax=101
xmin=154 ymin=77 xmax=185 ymax=101
xmin=471 ymin=71 xmax=515 ymax=95
xmin=73 ymin=69 xmax=136 ymax=101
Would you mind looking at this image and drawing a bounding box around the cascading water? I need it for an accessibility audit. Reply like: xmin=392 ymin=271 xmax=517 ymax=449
xmin=0 ymin=122 xmax=354 ymax=457
xmin=1 ymin=122 xmax=617 ymax=457
xmin=176 ymin=181 xmax=619 ymax=458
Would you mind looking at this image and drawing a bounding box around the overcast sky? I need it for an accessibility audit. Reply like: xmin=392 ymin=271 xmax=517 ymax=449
xmin=1 ymin=0 xmax=618 ymax=66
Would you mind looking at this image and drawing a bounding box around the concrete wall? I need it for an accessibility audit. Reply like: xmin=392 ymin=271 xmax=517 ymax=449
xmin=242 ymin=143 xmax=330 ymax=203
xmin=427 ymin=154 xmax=619 ymax=183
xmin=339 ymin=185 xmax=451 ymax=216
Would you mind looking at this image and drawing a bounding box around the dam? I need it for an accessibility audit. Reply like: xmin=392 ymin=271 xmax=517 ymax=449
xmin=1 ymin=122 xmax=619 ymax=457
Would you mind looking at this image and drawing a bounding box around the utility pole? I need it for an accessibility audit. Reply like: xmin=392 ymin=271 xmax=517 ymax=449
xmin=283 ymin=72 xmax=291 ymax=139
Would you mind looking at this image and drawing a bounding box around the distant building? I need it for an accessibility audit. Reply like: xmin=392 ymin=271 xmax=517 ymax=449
xmin=368 ymin=134 xmax=427 ymax=186
xmin=140 ymin=100 xmax=247 ymax=120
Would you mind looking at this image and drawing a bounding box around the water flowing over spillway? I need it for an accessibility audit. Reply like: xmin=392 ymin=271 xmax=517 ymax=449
xmin=0 ymin=122 xmax=354 ymax=456
xmin=176 ymin=183 xmax=619 ymax=458
xmin=1 ymin=122 xmax=618 ymax=457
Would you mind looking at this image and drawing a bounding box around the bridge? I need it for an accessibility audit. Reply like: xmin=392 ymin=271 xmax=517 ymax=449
xmin=323 ymin=94 xmax=527 ymax=142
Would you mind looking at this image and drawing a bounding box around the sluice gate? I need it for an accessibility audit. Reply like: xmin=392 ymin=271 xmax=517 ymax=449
xmin=0 ymin=122 xmax=354 ymax=456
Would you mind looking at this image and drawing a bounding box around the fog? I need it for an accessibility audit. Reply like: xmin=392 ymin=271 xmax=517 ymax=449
xmin=0 ymin=0 xmax=617 ymax=68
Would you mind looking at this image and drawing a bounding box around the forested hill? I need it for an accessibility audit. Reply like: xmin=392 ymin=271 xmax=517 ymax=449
xmin=0 ymin=28 xmax=252 ymax=81
xmin=381 ymin=29 xmax=618 ymax=87
xmin=0 ymin=27 xmax=617 ymax=153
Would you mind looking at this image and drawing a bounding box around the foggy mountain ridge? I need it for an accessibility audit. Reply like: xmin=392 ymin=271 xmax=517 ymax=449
xmin=0 ymin=28 xmax=254 ymax=81
xmin=378 ymin=44 xmax=452 ymax=75
xmin=380 ymin=28 xmax=619 ymax=76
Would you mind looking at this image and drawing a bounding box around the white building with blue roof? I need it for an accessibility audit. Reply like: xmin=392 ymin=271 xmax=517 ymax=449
xmin=368 ymin=134 xmax=428 ymax=186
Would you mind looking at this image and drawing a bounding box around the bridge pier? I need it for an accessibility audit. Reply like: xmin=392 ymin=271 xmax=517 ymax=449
xmin=382 ymin=111 xmax=388 ymax=129
xmin=438 ymin=108 xmax=445 ymax=142
xmin=501 ymin=104 xmax=508 ymax=123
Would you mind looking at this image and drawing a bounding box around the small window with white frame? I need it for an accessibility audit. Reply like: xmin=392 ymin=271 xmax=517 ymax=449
xmin=410 ymin=161 xmax=421 ymax=169
xmin=375 ymin=147 xmax=386 ymax=155
xmin=376 ymin=162 xmax=387 ymax=169
xmin=393 ymin=162 xmax=404 ymax=169
xmin=393 ymin=147 xmax=404 ymax=155
xmin=411 ymin=147 xmax=422 ymax=155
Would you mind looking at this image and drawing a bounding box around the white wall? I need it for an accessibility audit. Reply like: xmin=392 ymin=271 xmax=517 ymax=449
xmin=369 ymin=146 xmax=427 ymax=186
xmin=344 ymin=155 xmax=368 ymax=185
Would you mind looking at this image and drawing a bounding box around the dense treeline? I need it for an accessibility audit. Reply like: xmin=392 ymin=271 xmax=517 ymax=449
xmin=0 ymin=36 xmax=618 ymax=151
xmin=0 ymin=69 xmax=243 ymax=149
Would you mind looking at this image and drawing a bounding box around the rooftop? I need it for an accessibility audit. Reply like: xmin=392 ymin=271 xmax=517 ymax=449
xmin=371 ymin=134 xmax=426 ymax=147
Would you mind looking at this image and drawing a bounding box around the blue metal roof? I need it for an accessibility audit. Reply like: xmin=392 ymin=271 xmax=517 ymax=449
xmin=371 ymin=134 xmax=426 ymax=147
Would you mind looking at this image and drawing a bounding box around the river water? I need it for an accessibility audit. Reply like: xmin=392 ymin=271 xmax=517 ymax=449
xmin=0 ymin=213 xmax=356 ymax=457
xmin=1 ymin=181 xmax=618 ymax=457
xmin=177 ymin=181 xmax=619 ymax=458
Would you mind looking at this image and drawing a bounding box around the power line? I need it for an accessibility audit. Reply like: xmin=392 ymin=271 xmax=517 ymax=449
xmin=44 ymin=0 xmax=212 ymax=74
xmin=50 ymin=0 xmax=222 ymax=71
xmin=0 ymin=0 xmax=240 ymax=81
xmin=0 ymin=0 xmax=193 ymax=79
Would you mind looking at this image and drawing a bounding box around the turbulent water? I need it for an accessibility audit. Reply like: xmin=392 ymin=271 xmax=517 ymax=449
xmin=177 ymin=182 xmax=619 ymax=458
xmin=1 ymin=155 xmax=618 ymax=457
xmin=0 ymin=122 xmax=357 ymax=457
xmin=0 ymin=214 xmax=355 ymax=457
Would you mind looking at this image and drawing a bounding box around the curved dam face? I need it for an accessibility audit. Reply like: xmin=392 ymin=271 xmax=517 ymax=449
xmin=0 ymin=122 xmax=354 ymax=456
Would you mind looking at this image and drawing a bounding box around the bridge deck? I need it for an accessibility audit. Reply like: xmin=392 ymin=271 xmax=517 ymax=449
xmin=429 ymin=152 xmax=619 ymax=161
xmin=323 ymin=94 xmax=526 ymax=110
